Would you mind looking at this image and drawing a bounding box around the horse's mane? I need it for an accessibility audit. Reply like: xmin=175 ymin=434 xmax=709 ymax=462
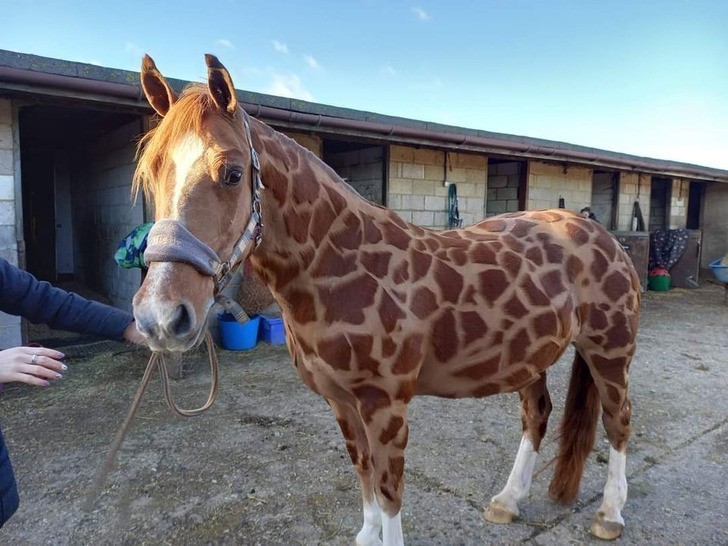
xmin=133 ymin=84 xmax=215 ymax=202
xmin=133 ymin=84 xmax=383 ymax=214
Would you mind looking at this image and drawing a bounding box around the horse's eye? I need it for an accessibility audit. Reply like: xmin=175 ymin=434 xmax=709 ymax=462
xmin=225 ymin=169 xmax=243 ymax=186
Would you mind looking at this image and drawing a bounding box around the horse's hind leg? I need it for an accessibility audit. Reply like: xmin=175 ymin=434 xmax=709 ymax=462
xmin=328 ymin=399 xmax=382 ymax=546
xmin=485 ymin=372 xmax=552 ymax=523
xmin=583 ymin=349 xmax=633 ymax=540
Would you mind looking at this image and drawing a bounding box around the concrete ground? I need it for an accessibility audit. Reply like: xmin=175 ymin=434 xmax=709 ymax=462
xmin=0 ymin=282 xmax=726 ymax=545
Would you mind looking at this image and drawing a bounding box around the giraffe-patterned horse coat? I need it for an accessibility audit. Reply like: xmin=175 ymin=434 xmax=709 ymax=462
xmin=132 ymin=54 xmax=640 ymax=545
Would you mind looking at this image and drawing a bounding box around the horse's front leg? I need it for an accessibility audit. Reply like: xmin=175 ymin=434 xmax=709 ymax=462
xmin=328 ymin=398 xmax=382 ymax=545
xmin=356 ymin=391 xmax=410 ymax=546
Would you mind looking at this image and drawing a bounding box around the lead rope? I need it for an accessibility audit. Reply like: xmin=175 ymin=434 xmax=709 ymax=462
xmin=83 ymin=331 xmax=219 ymax=511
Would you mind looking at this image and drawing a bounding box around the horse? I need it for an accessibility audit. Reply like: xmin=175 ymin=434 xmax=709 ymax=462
xmin=131 ymin=54 xmax=640 ymax=545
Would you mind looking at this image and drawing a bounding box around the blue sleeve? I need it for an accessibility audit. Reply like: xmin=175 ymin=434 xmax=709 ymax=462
xmin=0 ymin=425 xmax=19 ymax=527
xmin=0 ymin=258 xmax=133 ymax=342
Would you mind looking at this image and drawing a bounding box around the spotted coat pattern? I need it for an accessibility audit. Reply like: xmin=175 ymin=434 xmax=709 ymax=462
xmin=131 ymin=58 xmax=640 ymax=535
xmin=245 ymin=120 xmax=640 ymax=517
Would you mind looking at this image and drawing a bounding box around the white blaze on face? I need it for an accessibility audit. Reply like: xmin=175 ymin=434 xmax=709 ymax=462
xmin=144 ymin=262 xmax=177 ymax=303
xmin=170 ymin=132 xmax=205 ymax=217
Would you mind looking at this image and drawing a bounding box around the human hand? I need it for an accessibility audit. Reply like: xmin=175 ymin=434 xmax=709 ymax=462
xmin=123 ymin=321 xmax=148 ymax=346
xmin=0 ymin=346 xmax=66 ymax=387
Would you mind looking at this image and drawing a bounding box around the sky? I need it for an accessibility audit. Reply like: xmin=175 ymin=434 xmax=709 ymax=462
xmin=4 ymin=1 xmax=728 ymax=169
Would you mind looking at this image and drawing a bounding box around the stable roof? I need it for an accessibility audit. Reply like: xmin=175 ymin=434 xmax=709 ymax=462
xmin=2 ymin=48 xmax=726 ymax=183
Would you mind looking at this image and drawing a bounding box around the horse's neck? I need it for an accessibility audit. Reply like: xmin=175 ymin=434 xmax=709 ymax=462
xmin=250 ymin=122 xmax=406 ymax=294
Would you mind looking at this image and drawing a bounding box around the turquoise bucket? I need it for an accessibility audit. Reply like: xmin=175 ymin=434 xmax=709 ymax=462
xmin=218 ymin=313 xmax=260 ymax=350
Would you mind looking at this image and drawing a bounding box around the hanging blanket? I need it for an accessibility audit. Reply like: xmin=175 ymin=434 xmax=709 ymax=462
xmin=115 ymin=222 xmax=154 ymax=269
xmin=649 ymin=228 xmax=689 ymax=272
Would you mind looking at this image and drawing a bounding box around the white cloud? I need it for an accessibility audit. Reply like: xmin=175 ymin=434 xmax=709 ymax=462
xmin=411 ymin=6 xmax=430 ymax=21
xmin=383 ymin=65 xmax=397 ymax=76
xmin=272 ymin=40 xmax=289 ymax=54
xmin=265 ymin=73 xmax=313 ymax=101
xmin=216 ymin=38 xmax=234 ymax=49
xmin=124 ymin=42 xmax=144 ymax=56
xmin=304 ymin=54 xmax=322 ymax=70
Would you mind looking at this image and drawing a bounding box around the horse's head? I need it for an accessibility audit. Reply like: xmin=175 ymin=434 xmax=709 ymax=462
xmin=133 ymin=54 xmax=262 ymax=352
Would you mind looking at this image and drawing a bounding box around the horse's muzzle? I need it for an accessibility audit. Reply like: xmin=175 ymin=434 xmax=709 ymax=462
xmin=132 ymin=262 xmax=213 ymax=352
xmin=134 ymin=299 xmax=201 ymax=352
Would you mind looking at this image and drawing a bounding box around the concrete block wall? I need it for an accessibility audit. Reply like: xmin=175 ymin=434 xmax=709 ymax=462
xmin=72 ymin=119 xmax=144 ymax=312
xmin=388 ymin=145 xmax=487 ymax=229
xmin=527 ymin=161 xmax=592 ymax=212
xmin=326 ymin=146 xmax=384 ymax=204
xmin=486 ymin=161 xmax=521 ymax=216
xmin=616 ymin=173 xmax=652 ymax=231
xmin=0 ymin=100 xmax=16 ymax=262
xmin=669 ymin=178 xmax=689 ymax=229
xmin=283 ymin=131 xmax=322 ymax=157
xmin=701 ymin=182 xmax=728 ymax=267
xmin=0 ymin=99 xmax=22 ymax=347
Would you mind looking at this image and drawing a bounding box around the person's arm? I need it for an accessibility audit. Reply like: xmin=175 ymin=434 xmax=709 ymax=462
xmin=0 ymin=258 xmax=136 ymax=342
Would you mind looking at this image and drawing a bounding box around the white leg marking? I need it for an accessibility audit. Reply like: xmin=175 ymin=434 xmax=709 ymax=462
xmin=490 ymin=436 xmax=537 ymax=516
xmin=597 ymin=447 xmax=627 ymax=525
xmin=355 ymin=497 xmax=382 ymax=546
xmin=381 ymin=511 xmax=404 ymax=546
xmin=171 ymin=132 xmax=205 ymax=217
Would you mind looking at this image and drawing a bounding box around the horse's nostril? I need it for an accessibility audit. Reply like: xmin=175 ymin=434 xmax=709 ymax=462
xmin=135 ymin=314 xmax=157 ymax=339
xmin=169 ymin=303 xmax=193 ymax=337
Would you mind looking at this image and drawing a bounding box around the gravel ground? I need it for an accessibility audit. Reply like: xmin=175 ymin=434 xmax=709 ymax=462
xmin=0 ymin=282 xmax=726 ymax=545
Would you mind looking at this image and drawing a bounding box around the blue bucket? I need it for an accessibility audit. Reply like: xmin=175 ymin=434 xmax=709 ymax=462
xmin=218 ymin=313 xmax=260 ymax=350
xmin=710 ymin=258 xmax=728 ymax=284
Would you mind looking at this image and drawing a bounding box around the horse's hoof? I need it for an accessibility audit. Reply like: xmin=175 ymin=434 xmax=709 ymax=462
xmin=355 ymin=528 xmax=383 ymax=546
xmin=484 ymin=500 xmax=518 ymax=524
xmin=590 ymin=511 xmax=624 ymax=540
xmin=355 ymin=539 xmax=382 ymax=546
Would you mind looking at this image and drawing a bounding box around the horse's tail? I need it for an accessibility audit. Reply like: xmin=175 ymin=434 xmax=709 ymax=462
xmin=548 ymin=350 xmax=600 ymax=503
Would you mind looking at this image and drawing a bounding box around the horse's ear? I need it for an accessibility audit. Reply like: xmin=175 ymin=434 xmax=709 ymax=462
xmin=205 ymin=54 xmax=238 ymax=116
xmin=140 ymin=54 xmax=178 ymax=117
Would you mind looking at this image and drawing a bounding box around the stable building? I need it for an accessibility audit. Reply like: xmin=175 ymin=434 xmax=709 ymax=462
xmin=1 ymin=49 xmax=727 ymax=346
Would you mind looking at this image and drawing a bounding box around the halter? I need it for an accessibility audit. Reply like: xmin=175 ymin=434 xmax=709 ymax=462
xmin=143 ymin=110 xmax=264 ymax=322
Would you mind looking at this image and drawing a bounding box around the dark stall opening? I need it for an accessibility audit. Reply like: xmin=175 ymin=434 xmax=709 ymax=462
xmin=19 ymin=104 xmax=141 ymax=283
xmin=486 ymin=158 xmax=526 ymax=217
xmin=323 ymin=139 xmax=386 ymax=205
xmin=686 ymin=181 xmax=705 ymax=230
xmin=591 ymin=170 xmax=619 ymax=230
xmin=649 ymin=176 xmax=672 ymax=231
